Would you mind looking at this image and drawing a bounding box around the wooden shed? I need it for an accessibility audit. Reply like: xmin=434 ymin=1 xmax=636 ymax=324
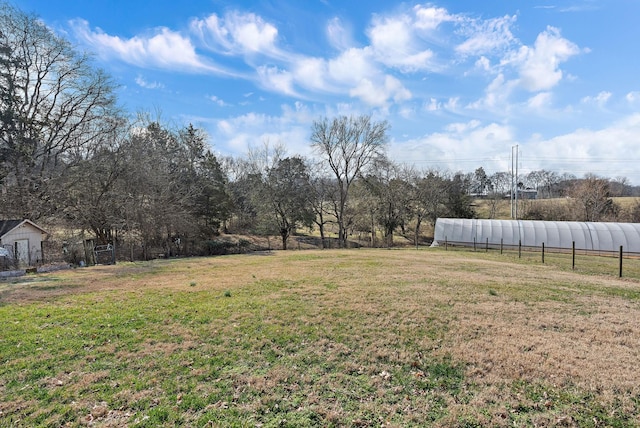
xmin=0 ymin=219 xmax=47 ymax=266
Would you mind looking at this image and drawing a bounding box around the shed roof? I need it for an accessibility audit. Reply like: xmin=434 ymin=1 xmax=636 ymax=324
xmin=0 ymin=219 xmax=47 ymax=238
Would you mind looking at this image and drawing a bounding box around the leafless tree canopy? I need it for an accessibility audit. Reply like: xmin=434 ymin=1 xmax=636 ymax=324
xmin=0 ymin=2 xmax=119 ymax=218
xmin=310 ymin=115 xmax=389 ymax=247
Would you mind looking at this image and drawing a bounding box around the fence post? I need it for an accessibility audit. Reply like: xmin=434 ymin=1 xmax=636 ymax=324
xmin=486 ymin=237 xmax=489 ymax=252
xmin=619 ymin=245 xmax=623 ymax=278
xmin=518 ymin=239 xmax=522 ymax=259
xmin=500 ymin=238 xmax=503 ymax=255
xmin=572 ymin=241 xmax=575 ymax=270
xmin=445 ymin=236 xmax=448 ymax=251
xmin=473 ymin=237 xmax=476 ymax=251
xmin=542 ymin=242 xmax=545 ymax=264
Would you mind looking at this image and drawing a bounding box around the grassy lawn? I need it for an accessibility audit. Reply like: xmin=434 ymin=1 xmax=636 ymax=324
xmin=2 ymin=249 xmax=640 ymax=427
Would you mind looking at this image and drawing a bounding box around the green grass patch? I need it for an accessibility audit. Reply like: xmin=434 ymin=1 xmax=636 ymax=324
xmin=1 ymin=249 xmax=640 ymax=426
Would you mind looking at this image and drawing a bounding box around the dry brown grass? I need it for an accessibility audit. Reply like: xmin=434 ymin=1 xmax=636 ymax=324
xmin=3 ymin=249 xmax=640 ymax=426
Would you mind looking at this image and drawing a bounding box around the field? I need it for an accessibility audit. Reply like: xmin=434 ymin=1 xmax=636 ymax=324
xmin=2 ymin=249 xmax=640 ymax=427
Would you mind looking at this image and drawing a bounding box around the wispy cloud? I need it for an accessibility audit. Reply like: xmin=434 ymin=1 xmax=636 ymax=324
xmin=367 ymin=13 xmax=436 ymax=72
xmin=190 ymin=11 xmax=281 ymax=58
xmin=455 ymin=14 xmax=517 ymax=56
xmin=69 ymin=4 xmax=584 ymax=113
xmin=71 ymin=19 xmax=233 ymax=75
xmin=208 ymin=95 xmax=228 ymax=106
xmin=581 ymin=91 xmax=612 ymax=107
xmin=626 ymin=91 xmax=640 ymax=104
xmin=135 ymin=75 xmax=164 ymax=89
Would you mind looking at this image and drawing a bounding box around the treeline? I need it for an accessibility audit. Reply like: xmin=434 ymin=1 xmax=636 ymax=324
xmin=2 ymin=3 xmax=640 ymax=261
xmin=460 ymin=167 xmax=640 ymax=222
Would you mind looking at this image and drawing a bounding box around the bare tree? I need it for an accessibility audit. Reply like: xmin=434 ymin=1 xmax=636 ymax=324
xmin=409 ymin=169 xmax=451 ymax=245
xmin=0 ymin=2 xmax=119 ymax=218
xmin=487 ymin=171 xmax=510 ymax=218
xmin=526 ymin=169 xmax=559 ymax=198
xmin=568 ymin=174 xmax=616 ymax=222
xmin=610 ymin=176 xmax=630 ymax=197
xmin=246 ymin=139 xmax=286 ymax=176
xmin=361 ymin=158 xmax=412 ymax=247
xmin=310 ymin=115 xmax=389 ymax=248
xmin=60 ymin=119 xmax=130 ymax=244
xmin=307 ymin=161 xmax=335 ymax=249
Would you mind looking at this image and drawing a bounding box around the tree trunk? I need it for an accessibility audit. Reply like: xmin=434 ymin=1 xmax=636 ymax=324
xmin=385 ymin=229 xmax=393 ymax=248
xmin=319 ymin=224 xmax=326 ymax=249
xmin=371 ymin=214 xmax=376 ymax=247
xmin=340 ymin=228 xmax=348 ymax=248
xmin=338 ymin=221 xmax=346 ymax=248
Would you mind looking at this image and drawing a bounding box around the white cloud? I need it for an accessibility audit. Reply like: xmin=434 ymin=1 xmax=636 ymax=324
xmin=445 ymin=97 xmax=460 ymax=111
xmin=293 ymin=57 xmax=331 ymax=92
xmin=350 ymin=75 xmax=411 ymax=107
xmin=135 ymin=75 xmax=164 ymax=89
xmin=399 ymin=105 xmax=415 ymax=119
xmin=327 ymin=48 xmax=375 ymax=85
xmin=389 ymin=114 xmax=640 ymax=183
xmin=285 ymin=46 xmax=412 ymax=107
xmin=326 ymin=17 xmax=352 ymax=51
xmin=350 ymin=79 xmax=386 ymax=106
xmin=527 ymin=92 xmax=553 ymax=109
xmin=425 ymin=97 xmax=440 ymax=111
xmin=389 ymin=120 xmax=515 ymax=173
xmin=511 ymin=26 xmax=581 ymax=92
xmin=456 ymin=15 xmax=517 ymax=56
xmin=209 ymin=95 xmax=227 ymax=106
xmin=413 ymin=5 xmax=456 ymax=30
xmin=213 ymin=106 xmax=314 ymax=155
xmin=468 ymin=73 xmax=517 ymax=110
xmin=256 ymin=65 xmax=299 ymax=96
xmin=191 ymin=11 xmax=279 ymax=56
xmin=368 ymin=14 xmax=435 ymax=72
xmin=526 ymin=113 xmax=640 ymax=180
xmin=474 ymin=56 xmax=491 ymax=72
xmin=365 ymin=6 xmax=454 ymax=73
xmin=581 ymin=91 xmax=611 ymax=106
xmin=445 ymin=119 xmax=482 ymax=134
xmin=71 ymin=19 xmax=223 ymax=73
xmin=627 ymin=92 xmax=640 ymax=104
xmin=67 ymin=3 xmax=612 ymax=171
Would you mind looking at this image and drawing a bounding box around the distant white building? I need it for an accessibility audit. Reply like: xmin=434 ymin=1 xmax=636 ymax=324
xmin=0 ymin=219 xmax=47 ymax=266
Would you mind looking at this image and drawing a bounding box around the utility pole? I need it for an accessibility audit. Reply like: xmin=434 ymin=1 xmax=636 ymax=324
xmin=516 ymin=144 xmax=519 ymax=220
xmin=511 ymin=144 xmax=519 ymax=219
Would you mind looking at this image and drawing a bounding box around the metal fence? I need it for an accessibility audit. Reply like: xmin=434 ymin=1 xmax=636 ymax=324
xmin=438 ymin=236 xmax=640 ymax=279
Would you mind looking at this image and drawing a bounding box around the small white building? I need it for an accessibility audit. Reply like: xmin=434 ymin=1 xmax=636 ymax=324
xmin=0 ymin=219 xmax=47 ymax=266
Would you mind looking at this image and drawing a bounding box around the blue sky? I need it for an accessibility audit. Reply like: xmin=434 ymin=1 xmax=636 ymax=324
xmin=15 ymin=0 xmax=640 ymax=183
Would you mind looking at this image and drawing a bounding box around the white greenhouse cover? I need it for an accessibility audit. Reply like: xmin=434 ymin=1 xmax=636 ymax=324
xmin=432 ymin=218 xmax=640 ymax=253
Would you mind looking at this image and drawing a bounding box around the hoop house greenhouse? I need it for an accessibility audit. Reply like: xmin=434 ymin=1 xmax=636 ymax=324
xmin=432 ymin=218 xmax=640 ymax=254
